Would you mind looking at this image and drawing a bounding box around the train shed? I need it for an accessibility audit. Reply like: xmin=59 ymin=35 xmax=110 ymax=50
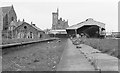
xmin=66 ymin=18 xmax=106 ymax=38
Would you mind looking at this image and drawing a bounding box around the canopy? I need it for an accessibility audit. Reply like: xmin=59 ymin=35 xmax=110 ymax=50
xmin=66 ymin=18 xmax=105 ymax=30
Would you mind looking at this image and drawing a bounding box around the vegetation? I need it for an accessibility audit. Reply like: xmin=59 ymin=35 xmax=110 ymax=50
xmin=2 ymin=39 xmax=66 ymax=71
xmin=80 ymin=38 xmax=119 ymax=58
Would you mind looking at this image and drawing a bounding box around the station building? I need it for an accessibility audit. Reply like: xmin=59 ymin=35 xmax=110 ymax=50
xmin=66 ymin=18 xmax=106 ymax=38
xmin=13 ymin=21 xmax=45 ymax=39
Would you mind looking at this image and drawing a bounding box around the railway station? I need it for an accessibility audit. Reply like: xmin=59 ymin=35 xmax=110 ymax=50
xmin=1 ymin=4 xmax=119 ymax=72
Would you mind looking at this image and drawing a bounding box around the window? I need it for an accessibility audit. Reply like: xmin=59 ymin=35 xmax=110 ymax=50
xmin=27 ymin=32 xmax=30 ymax=38
xmin=30 ymin=32 xmax=33 ymax=38
xmin=4 ymin=27 xmax=8 ymax=30
xmin=40 ymin=34 xmax=42 ymax=38
xmin=11 ymin=17 xmax=14 ymax=21
xmin=24 ymin=26 xmax=27 ymax=29
xmin=5 ymin=14 xmax=8 ymax=25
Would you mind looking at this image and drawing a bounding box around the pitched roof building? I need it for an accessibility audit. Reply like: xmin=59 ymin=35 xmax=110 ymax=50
xmin=67 ymin=18 xmax=105 ymax=30
xmin=13 ymin=22 xmax=45 ymax=39
xmin=66 ymin=18 xmax=106 ymax=38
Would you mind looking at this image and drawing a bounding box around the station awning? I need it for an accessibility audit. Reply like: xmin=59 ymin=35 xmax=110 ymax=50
xmin=48 ymin=29 xmax=67 ymax=34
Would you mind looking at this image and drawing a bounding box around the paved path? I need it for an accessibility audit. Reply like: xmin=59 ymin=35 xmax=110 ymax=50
xmin=56 ymin=39 xmax=95 ymax=71
xmin=79 ymin=44 xmax=119 ymax=71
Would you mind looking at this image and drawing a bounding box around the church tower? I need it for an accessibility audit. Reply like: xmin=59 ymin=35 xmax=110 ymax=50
xmin=52 ymin=8 xmax=59 ymax=30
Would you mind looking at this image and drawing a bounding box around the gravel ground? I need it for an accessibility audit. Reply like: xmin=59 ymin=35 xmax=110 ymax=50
xmin=2 ymin=38 xmax=67 ymax=71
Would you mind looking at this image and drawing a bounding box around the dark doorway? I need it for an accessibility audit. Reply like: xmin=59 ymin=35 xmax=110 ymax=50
xmin=78 ymin=25 xmax=99 ymax=38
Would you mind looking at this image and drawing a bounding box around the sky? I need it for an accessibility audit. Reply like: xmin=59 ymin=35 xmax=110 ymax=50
xmin=0 ymin=0 xmax=119 ymax=32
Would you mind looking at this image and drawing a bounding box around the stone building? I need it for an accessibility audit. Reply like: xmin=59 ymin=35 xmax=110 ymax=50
xmin=52 ymin=8 xmax=69 ymax=30
xmin=1 ymin=5 xmax=45 ymax=39
xmin=13 ymin=22 xmax=45 ymax=39
xmin=0 ymin=5 xmax=17 ymax=38
xmin=1 ymin=5 xmax=17 ymax=31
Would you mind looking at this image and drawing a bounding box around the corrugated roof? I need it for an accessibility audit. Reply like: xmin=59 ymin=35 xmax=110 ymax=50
xmin=66 ymin=18 xmax=105 ymax=30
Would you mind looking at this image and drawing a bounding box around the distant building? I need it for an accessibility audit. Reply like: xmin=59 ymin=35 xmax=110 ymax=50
xmin=112 ymin=32 xmax=120 ymax=38
xmin=66 ymin=18 xmax=106 ymax=38
xmin=48 ymin=29 xmax=68 ymax=38
xmin=48 ymin=29 xmax=67 ymax=34
xmin=13 ymin=22 xmax=45 ymax=39
xmin=52 ymin=8 xmax=69 ymax=30
xmin=44 ymin=29 xmax=51 ymax=34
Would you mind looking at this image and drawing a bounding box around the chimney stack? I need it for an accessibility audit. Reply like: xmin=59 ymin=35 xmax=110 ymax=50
xmin=31 ymin=22 xmax=32 ymax=24
xmin=18 ymin=19 xmax=20 ymax=22
xmin=23 ymin=19 xmax=24 ymax=22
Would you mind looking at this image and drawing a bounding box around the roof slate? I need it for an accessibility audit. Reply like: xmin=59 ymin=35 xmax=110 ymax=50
xmin=31 ymin=24 xmax=43 ymax=31
xmin=15 ymin=22 xmax=43 ymax=32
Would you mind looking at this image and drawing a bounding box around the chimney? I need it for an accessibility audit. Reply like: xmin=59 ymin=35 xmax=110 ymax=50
xmin=60 ymin=18 xmax=62 ymax=21
xmin=31 ymin=22 xmax=32 ymax=24
xmin=18 ymin=19 xmax=20 ymax=22
xmin=23 ymin=19 xmax=24 ymax=22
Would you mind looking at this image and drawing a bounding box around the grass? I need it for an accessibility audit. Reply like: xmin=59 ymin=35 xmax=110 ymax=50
xmin=2 ymin=39 xmax=66 ymax=71
xmin=80 ymin=38 xmax=119 ymax=58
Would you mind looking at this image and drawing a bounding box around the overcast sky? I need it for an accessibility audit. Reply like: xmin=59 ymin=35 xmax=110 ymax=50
xmin=1 ymin=0 xmax=119 ymax=32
